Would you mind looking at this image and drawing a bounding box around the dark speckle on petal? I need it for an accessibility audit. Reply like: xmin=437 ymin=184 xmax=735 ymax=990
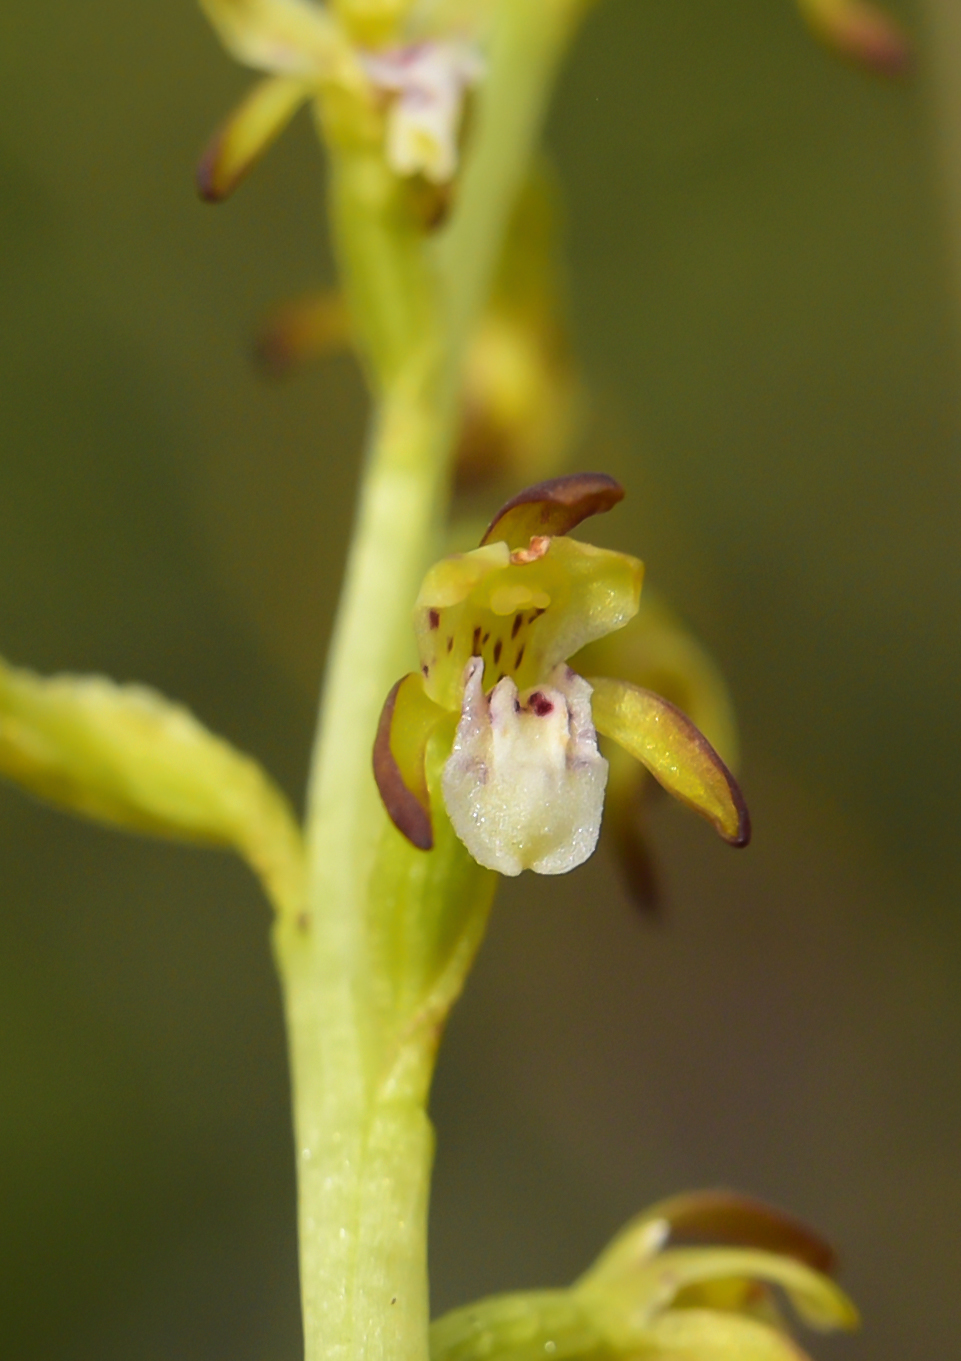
xmin=428 ymin=609 xmax=440 ymax=630
xmin=515 ymin=644 xmax=525 ymax=669
xmin=511 ymin=614 xmax=523 ymax=639
xmin=493 ymin=639 xmax=503 ymax=664
xmin=447 ymin=636 xmax=454 ymax=653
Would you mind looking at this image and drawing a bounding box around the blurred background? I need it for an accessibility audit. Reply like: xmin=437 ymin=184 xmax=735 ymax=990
xmin=1 ymin=0 xmax=960 ymax=1357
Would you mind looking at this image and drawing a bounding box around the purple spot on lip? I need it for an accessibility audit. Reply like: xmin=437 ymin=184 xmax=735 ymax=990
xmin=428 ymin=609 xmax=440 ymax=630
xmin=529 ymin=692 xmax=554 ymax=717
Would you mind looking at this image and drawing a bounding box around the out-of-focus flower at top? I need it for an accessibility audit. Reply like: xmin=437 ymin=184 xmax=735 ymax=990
xmin=373 ymin=474 xmax=750 ymax=876
xmin=197 ymin=0 xmax=485 ymax=199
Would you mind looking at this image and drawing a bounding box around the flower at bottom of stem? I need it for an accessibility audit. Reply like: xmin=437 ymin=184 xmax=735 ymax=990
xmin=374 ymin=475 xmax=750 ymax=875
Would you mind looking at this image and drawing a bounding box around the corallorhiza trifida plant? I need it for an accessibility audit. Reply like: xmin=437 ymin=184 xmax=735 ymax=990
xmin=0 ymin=0 xmax=913 ymax=1358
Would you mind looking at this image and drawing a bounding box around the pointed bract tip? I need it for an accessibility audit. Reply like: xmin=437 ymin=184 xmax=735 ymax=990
xmin=481 ymin=473 xmax=625 ymax=549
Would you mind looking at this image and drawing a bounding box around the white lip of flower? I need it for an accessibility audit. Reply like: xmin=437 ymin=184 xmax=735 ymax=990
xmin=360 ymin=40 xmax=485 ymax=182
xmin=441 ymin=657 xmax=608 ymax=876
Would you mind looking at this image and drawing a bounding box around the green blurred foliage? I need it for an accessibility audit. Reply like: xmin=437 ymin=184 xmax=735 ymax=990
xmin=1 ymin=1 xmax=959 ymax=1358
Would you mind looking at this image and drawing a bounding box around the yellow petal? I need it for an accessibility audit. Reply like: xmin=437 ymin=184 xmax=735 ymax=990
xmin=588 ymin=676 xmax=749 ymax=846
xmin=373 ymin=672 xmax=447 ymax=850
xmin=797 ymin=0 xmax=911 ymax=76
xmin=199 ymin=0 xmax=343 ymax=76
xmin=415 ymin=537 xmax=642 ymax=711
xmin=197 ymin=75 xmax=311 ymax=202
xmin=0 ymin=658 xmax=305 ymax=916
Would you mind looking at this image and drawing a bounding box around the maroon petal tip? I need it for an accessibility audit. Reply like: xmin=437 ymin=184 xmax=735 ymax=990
xmin=481 ymin=473 xmax=625 ymax=548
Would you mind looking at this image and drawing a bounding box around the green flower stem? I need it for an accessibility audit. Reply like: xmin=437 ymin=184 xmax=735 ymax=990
xmin=273 ymin=7 xmax=585 ymax=1361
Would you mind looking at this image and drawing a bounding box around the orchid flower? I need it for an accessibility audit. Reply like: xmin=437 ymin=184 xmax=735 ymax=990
xmin=374 ymin=474 xmax=750 ymax=876
xmin=197 ymin=0 xmax=484 ymax=199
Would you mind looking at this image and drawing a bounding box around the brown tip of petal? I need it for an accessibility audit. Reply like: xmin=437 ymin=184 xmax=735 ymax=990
xmin=372 ymin=679 xmax=433 ymax=851
xmin=253 ymin=292 xmax=352 ymax=377
xmin=653 ymin=1190 xmax=838 ymax=1276
xmin=481 ymin=473 xmax=625 ymax=549
xmin=196 ymin=136 xmax=233 ymax=204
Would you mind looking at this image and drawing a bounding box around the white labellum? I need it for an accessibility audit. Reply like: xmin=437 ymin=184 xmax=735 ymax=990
xmin=361 ymin=41 xmax=485 ymax=183
xmin=442 ymin=658 xmax=608 ymax=876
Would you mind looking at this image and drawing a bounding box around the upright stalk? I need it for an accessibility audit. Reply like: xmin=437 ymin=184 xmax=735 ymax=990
xmin=272 ymin=6 xmax=584 ymax=1361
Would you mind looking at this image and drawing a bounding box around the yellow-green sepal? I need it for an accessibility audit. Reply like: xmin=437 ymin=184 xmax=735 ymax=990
xmin=0 ymin=656 xmax=305 ymax=915
xmin=588 ymin=676 xmax=749 ymax=847
xmin=373 ymin=672 xmax=448 ymax=850
xmin=198 ymin=74 xmax=311 ymax=201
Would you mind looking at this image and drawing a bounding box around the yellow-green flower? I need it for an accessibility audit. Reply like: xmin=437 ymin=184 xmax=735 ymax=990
xmin=432 ymin=1189 xmax=858 ymax=1361
xmin=197 ymin=0 xmax=485 ymax=199
xmin=374 ymin=474 xmax=750 ymax=875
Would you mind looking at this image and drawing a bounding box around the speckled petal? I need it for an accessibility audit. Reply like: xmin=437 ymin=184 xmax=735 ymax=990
xmin=588 ymin=677 xmax=749 ymax=846
xmin=415 ymin=537 xmax=642 ymax=710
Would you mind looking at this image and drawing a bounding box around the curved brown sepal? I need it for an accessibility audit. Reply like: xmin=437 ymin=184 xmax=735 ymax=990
xmin=651 ymin=1190 xmax=837 ymax=1276
xmin=372 ymin=678 xmax=433 ymax=851
xmin=480 ymin=473 xmax=624 ymax=548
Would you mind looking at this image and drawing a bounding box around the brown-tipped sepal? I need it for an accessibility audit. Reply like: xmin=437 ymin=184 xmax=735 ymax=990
xmin=372 ymin=673 xmax=446 ymax=851
xmin=197 ymin=75 xmax=309 ymax=203
xmin=640 ymin=1190 xmax=837 ymax=1275
xmin=589 ymin=676 xmax=751 ymax=847
xmin=481 ymin=473 xmax=624 ymax=549
xmin=254 ymin=290 xmax=351 ymax=376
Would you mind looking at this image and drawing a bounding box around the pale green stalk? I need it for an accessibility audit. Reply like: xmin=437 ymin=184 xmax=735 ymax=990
xmin=270 ymin=6 xmax=585 ymax=1361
